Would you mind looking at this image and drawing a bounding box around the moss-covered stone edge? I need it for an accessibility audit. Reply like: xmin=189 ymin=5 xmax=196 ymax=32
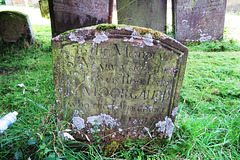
xmin=0 ymin=10 xmax=29 ymax=19
xmin=58 ymin=23 xmax=167 ymax=40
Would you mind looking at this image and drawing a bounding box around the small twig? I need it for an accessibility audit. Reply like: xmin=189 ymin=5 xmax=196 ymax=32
xmin=144 ymin=127 xmax=153 ymax=139
xmin=196 ymin=116 xmax=217 ymax=137
xmin=142 ymin=148 xmax=175 ymax=160
xmin=51 ymin=131 xmax=60 ymax=157
xmin=117 ymin=0 xmax=137 ymax=12
xmin=229 ymin=149 xmax=232 ymax=160
xmin=142 ymin=137 xmax=157 ymax=148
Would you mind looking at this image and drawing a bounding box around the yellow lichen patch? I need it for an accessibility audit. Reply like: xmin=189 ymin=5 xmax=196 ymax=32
xmin=131 ymin=26 xmax=167 ymax=39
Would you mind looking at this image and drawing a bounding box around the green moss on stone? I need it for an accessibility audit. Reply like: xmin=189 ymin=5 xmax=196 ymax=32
xmin=39 ymin=0 xmax=50 ymax=18
xmin=59 ymin=28 xmax=79 ymax=36
xmin=95 ymin=24 xmax=117 ymax=31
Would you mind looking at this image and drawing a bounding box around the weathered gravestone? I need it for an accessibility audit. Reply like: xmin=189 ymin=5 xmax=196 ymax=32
xmin=52 ymin=24 xmax=188 ymax=141
xmin=5 ymin=0 xmax=12 ymax=6
xmin=0 ymin=11 xmax=34 ymax=44
xmin=48 ymin=0 xmax=113 ymax=37
xmin=5 ymin=0 xmax=13 ymax=6
xmin=117 ymin=0 xmax=167 ymax=32
xmin=227 ymin=0 xmax=240 ymax=14
xmin=173 ymin=0 xmax=227 ymax=42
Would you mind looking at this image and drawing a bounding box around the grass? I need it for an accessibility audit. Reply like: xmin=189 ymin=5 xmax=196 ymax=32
xmin=184 ymin=40 xmax=240 ymax=52
xmin=0 ymin=24 xmax=239 ymax=159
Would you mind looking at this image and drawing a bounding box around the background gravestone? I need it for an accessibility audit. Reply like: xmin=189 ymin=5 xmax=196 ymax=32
xmin=52 ymin=24 xmax=188 ymax=141
xmin=173 ymin=0 xmax=227 ymax=42
xmin=117 ymin=0 xmax=167 ymax=32
xmin=0 ymin=11 xmax=34 ymax=44
xmin=12 ymin=0 xmax=26 ymax=6
xmin=4 ymin=0 xmax=38 ymax=6
xmin=5 ymin=0 xmax=13 ymax=5
xmin=48 ymin=0 xmax=113 ymax=37
xmin=227 ymin=0 xmax=240 ymax=14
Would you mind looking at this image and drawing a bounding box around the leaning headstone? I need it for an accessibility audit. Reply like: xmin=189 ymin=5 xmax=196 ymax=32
xmin=117 ymin=0 xmax=167 ymax=32
xmin=0 ymin=11 xmax=34 ymax=44
xmin=48 ymin=0 xmax=113 ymax=37
xmin=173 ymin=0 xmax=227 ymax=42
xmin=52 ymin=24 xmax=188 ymax=141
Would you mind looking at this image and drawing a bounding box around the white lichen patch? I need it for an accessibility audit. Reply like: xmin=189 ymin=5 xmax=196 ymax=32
xmin=142 ymin=106 xmax=148 ymax=111
xmin=108 ymin=105 xmax=118 ymax=110
xmin=80 ymin=110 xmax=84 ymax=115
xmin=149 ymin=106 xmax=153 ymax=111
xmin=72 ymin=117 xmax=85 ymax=130
xmin=87 ymin=113 xmax=121 ymax=129
xmin=112 ymin=132 xmax=117 ymax=138
xmin=69 ymin=32 xmax=85 ymax=44
xmin=155 ymin=116 xmax=174 ymax=138
xmin=199 ymin=33 xmax=213 ymax=42
xmin=90 ymin=128 xmax=100 ymax=133
xmin=133 ymin=119 xmax=138 ymax=125
xmin=93 ymin=31 xmax=108 ymax=44
xmin=165 ymin=117 xmax=174 ymax=138
xmin=155 ymin=120 xmax=166 ymax=133
xmin=122 ymin=26 xmax=133 ymax=31
xmin=142 ymin=33 xmax=154 ymax=46
xmin=131 ymin=30 xmax=142 ymax=39
xmin=123 ymin=37 xmax=128 ymax=41
xmin=69 ymin=32 xmax=78 ymax=41
xmin=171 ymin=107 xmax=178 ymax=116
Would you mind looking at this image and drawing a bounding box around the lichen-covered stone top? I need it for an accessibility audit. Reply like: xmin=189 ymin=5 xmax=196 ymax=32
xmin=52 ymin=24 xmax=188 ymax=53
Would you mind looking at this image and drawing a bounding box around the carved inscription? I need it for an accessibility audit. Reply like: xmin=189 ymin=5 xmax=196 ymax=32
xmin=54 ymin=40 xmax=178 ymax=125
xmin=52 ymin=26 xmax=189 ymax=140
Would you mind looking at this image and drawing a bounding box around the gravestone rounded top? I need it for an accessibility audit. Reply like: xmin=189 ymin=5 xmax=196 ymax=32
xmin=53 ymin=24 xmax=187 ymax=53
xmin=0 ymin=11 xmax=34 ymax=43
xmin=52 ymin=24 xmax=188 ymax=141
